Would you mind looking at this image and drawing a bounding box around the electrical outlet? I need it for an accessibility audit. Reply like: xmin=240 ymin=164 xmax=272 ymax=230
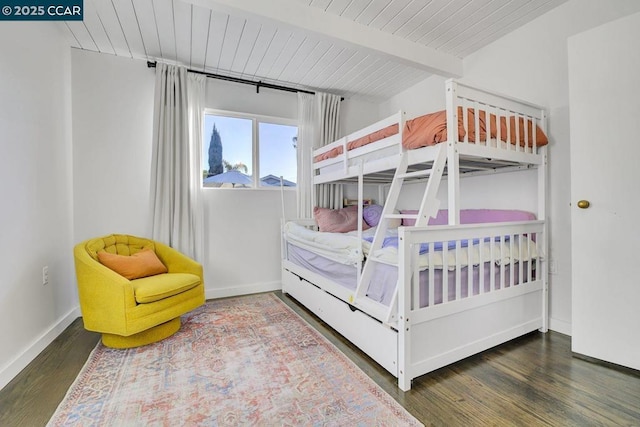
xmin=42 ymin=266 xmax=49 ymax=285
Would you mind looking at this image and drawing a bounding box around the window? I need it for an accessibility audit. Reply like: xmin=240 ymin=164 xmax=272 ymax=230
xmin=202 ymin=110 xmax=297 ymax=189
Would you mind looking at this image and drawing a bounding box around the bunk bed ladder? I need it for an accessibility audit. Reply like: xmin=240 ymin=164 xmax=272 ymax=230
xmin=353 ymin=143 xmax=448 ymax=324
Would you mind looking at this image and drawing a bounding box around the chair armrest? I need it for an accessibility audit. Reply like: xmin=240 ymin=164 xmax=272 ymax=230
xmin=73 ymin=243 xmax=136 ymax=333
xmin=154 ymin=242 xmax=204 ymax=284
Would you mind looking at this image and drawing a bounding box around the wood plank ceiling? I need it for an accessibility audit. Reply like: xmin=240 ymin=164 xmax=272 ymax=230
xmin=61 ymin=0 xmax=566 ymax=101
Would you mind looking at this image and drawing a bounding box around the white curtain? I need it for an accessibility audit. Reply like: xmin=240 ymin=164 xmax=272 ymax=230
xmin=315 ymin=184 xmax=343 ymax=210
xmin=296 ymin=93 xmax=316 ymax=219
xmin=315 ymin=92 xmax=342 ymax=209
xmin=149 ymin=63 xmax=205 ymax=260
xmin=186 ymin=73 xmax=206 ymax=261
xmin=316 ymin=92 xmax=341 ymax=147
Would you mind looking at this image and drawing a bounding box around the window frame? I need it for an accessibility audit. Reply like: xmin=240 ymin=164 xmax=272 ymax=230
xmin=202 ymin=108 xmax=298 ymax=190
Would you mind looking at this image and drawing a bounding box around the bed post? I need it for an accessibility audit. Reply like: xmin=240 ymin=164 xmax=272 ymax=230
xmin=378 ymin=185 xmax=386 ymax=208
xmin=445 ymin=79 xmax=460 ymax=225
xmin=539 ymin=133 xmax=549 ymax=333
xmin=357 ymin=161 xmax=364 ymax=285
xmin=397 ymin=226 xmax=412 ymax=391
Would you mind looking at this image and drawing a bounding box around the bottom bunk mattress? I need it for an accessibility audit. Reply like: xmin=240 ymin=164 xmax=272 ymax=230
xmin=286 ymin=242 xmax=534 ymax=308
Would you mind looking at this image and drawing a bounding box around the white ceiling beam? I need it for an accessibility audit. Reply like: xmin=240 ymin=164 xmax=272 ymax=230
xmin=183 ymin=0 xmax=463 ymax=78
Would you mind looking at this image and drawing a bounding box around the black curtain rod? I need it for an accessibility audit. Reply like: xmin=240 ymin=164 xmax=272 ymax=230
xmin=146 ymin=60 xmax=318 ymax=96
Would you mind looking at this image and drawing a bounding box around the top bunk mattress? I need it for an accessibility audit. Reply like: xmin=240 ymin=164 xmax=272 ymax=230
xmin=314 ymin=107 xmax=549 ymax=163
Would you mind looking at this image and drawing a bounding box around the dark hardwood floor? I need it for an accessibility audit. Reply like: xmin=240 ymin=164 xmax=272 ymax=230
xmin=0 ymin=317 xmax=101 ymax=427
xmin=1 ymin=292 xmax=639 ymax=426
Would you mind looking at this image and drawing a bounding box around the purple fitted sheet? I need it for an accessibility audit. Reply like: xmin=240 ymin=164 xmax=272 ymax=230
xmin=286 ymin=243 xmax=534 ymax=308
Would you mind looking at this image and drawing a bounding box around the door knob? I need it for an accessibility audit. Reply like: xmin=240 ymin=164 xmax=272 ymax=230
xmin=577 ymin=200 xmax=590 ymax=209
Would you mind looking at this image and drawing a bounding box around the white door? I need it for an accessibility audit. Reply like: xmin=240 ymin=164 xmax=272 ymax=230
xmin=568 ymin=12 xmax=640 ymax=370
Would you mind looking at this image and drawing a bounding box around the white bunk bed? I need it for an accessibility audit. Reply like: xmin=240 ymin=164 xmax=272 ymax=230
xmin=281 ymin=79 xmax=548 ymax=391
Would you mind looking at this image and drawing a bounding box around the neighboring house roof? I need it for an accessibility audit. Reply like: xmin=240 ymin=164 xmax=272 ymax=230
xmin=203 ymin=170 xmax=252 ymax=186
xmin=261 ymin=175 xmax=296 ymax=187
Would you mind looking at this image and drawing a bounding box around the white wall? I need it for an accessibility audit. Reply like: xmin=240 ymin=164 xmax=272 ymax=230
xmin=378 ymin=0 xmax=640 ymax=335
xmin=341 ymin=97 xmax=381 ymax=136
xmin=70 ymin=50 xmax=380 ymax=299
xmin=72 ymin=50 xmax=156 ymax=242
xmin=0 ymin=23 xmax=75 ymax=390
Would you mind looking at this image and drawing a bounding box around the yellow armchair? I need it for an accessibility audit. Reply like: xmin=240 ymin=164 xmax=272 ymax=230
xmin=74 ymin=234 xmax=205 ymax=348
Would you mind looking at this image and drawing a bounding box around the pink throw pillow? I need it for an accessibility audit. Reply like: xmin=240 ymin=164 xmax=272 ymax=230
xmin=400 ymin=209 xmax=420 ymax=226
xmin=314 ymin=206 xmax=370 ymax=233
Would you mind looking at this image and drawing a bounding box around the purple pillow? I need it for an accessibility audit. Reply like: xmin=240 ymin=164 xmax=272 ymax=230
xmin=363 ymin=204 xmax=383 ymax=227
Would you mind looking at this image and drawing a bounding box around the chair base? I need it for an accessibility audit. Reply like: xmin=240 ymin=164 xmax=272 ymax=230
xmin=101 ymin=317 xmax=181 ymax=349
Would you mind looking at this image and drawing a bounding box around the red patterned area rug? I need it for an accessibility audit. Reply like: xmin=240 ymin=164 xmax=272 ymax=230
xmin=48 ymin=293 xmax=422 ymax=426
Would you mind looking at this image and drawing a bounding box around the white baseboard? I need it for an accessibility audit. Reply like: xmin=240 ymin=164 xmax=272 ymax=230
xmin=549 ymin=317 xmax=572 ymax=336
xmin=205 ymin=281 xmax=282 ymax=300
xmin=0 ymin=306 xmax=81 ymax=391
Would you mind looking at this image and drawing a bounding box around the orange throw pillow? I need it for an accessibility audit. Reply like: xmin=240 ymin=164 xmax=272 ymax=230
xmin=98 ymin=249 xmax=168 ymax=280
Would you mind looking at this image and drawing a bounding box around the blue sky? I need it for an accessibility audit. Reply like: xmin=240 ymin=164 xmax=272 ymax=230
xmin=203 ymin=114 xmax=297 ymax=184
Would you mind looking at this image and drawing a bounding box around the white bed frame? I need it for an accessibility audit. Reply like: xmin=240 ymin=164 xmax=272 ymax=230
xmin=282 ymin=79 xmax=548 ymax=391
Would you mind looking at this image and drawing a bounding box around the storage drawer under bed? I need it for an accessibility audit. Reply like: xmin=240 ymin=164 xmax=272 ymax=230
xmin=282 ymin=268 xmax=398 ymax=376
